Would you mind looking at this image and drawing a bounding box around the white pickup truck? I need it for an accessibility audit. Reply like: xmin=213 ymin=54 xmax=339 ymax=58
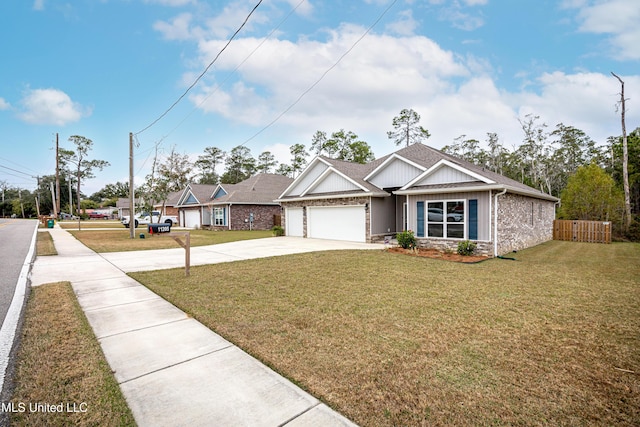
xmin=121 ymin=211 xmax=179 ymax=228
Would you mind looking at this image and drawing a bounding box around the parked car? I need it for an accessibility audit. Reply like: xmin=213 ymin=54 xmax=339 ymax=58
xmin=88 ymin=212 xmax=110 ymax=219
xmin=427 ymin=208 xmax=463 ymax=222
xmin=122 ymin=211 xmax=179 ymax=228
xmin=59 ymin=212 xmax=79 ymax=220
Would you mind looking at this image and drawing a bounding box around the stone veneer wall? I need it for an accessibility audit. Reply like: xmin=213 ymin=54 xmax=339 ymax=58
xmin=414 ymin=238 xmax=493 ymax=256
xmin=281 ymin=196 xmax=371 ymax=241
xmin=495 ymin=193 xmax=556 ymax=255
xmin=209 ymin=204 xmax=281 ymax=231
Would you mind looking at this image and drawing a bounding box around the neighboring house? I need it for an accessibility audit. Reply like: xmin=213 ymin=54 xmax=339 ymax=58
xmin=115 ymin=197 xmax=144 ymax=219
xmin=152 ymin=190 xmax=181 ymax=220
xmin=176 ymin=174 xmax=294 ymax=230
xmin=276 ymin=143 xmax=559 ymax=256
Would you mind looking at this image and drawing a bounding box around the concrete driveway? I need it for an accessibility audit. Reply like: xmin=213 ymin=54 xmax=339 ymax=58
xmin=101 ymin=236 xmax=386 ymax=273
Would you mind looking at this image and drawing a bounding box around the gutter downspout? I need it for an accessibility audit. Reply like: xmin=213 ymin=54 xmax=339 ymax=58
xmin=494 ymin=188 xmax=507 ymax=257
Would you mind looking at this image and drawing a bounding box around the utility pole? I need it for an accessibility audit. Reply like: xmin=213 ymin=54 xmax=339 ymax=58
xmin=129 ymin=132 xmax=135 ymax=239
xmin=50 ymin=182 xmax=56 ymax=218
xmin=19 ymin=189 xmax=25 ymax=218
xmin=35 ymin=176 xmax=41 ymax=217
xmin=68 ymin=178 xmax=73 ymax=215
xmin=55 ymin=133 xmax=60 ymax=218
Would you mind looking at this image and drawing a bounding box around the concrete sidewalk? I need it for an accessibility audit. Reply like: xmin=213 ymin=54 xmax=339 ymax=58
xmin=30 ymin=227 xmax=381 ymax=426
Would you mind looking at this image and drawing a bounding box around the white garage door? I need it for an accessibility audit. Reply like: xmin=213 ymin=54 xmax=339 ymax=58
xmin=308 ymin=206 xmax=366 ymax=242
xmin=285 ymin=208 xmax=304 ymax=237
xmin=183 ymin=209 xmax=201 ymax=229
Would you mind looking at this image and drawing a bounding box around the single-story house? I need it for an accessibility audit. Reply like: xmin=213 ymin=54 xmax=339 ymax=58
xmin=152 ymin=190 xmax=181 ymax=219
xmin=177 ymin=173 xmax=294 ymax=230
xmin=275 ymin=143 xmax=559 ymax=256
xmin=115 ymin=197 xmax=144 ymax=219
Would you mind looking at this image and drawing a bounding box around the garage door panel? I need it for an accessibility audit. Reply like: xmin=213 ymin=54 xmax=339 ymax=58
xmin=308 ymin=206 xmax=365 ymax=242
xmin=184 ymin=210 xmax=200 ymax=229
xmin=285 ymin=208 xmax=303 ymax=237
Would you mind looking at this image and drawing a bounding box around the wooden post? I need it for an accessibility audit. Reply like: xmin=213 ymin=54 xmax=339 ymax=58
xmin=129 ymin=132 xmax=135 ymax=239
xmin=168 ymin=232 xmax=190 ymax=276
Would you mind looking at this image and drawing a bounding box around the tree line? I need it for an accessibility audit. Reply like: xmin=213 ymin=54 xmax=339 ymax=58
xmin=2 ymin=108 xmax=638 ymax=240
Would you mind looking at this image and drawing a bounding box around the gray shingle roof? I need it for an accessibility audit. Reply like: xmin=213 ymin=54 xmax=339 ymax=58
xmin=281 ymin=143 xmax=556 ymax=201
xmin=210 ymin=174 xmax=294 ymax=205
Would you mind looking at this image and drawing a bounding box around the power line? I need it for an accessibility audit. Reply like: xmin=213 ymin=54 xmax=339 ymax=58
xmin=151 ymin=0 xmax=308 ymax=146
xmin=0 ymin=156 xmax=41 ymax=175
xmin=236 ymin=0 xmax=398 ymax=147
xmin=0 ymin=164 xmax=37 ymax=178
xmin=135 ymin=0 xmax=264 ymax=136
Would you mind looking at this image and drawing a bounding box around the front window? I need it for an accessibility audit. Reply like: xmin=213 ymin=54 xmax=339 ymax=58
xmin=426 ymin=200 xmax=465 ymax=239
xmin=214 ymin=207 xmax=226 ymax=226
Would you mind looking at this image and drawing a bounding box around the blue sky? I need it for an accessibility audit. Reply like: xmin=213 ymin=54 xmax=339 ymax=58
xmin=1 ymin=0 xmax=639 ymax=195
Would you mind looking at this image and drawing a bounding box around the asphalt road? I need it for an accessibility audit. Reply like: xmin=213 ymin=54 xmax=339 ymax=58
xmin=0 ymin=218 xmax=37 ymax=411
xmin=0 ymin=219 xmax=37 ymax=328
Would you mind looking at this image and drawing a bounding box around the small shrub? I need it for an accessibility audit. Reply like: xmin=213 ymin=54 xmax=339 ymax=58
xmin=457 ymin=240 xmax=477 ymax=256
xmin=271 ymin=225 xmax=284 ymax=237
xmin=397 ymin=230 xmax=416 ymax=249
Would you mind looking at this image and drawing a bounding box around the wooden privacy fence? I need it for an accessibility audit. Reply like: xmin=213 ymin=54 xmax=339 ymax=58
xmin=553 ymin=220 xmax=612 ymax=244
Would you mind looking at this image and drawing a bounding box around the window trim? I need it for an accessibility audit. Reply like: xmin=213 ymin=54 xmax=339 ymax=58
xmin=213 ymin=207 xmax=226 ymax=226
xmin=423 ymin=199 xmax=467 ymax=240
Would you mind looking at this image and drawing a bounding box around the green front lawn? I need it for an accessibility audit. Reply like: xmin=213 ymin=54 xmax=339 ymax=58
xmin=68 ymin=229 xmax=273 ymax=252
xmin=130 ymin=241 xmax=640 ymax=426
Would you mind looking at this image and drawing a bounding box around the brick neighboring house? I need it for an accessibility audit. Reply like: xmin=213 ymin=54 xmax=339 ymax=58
xmin=152 ymin=190 xmax=181 ymax=219
xmin=176 ymin=174 xmax=293 ymax=230
xmin=276 ymin=143 xmax=559 ymax=256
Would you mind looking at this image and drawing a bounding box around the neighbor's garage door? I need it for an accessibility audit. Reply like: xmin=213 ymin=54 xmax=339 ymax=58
xmin=285 ymin=208 xmax=303 ymax=237
xmin=307 ymin=206 xmax=366 ymax=242
xmin=183 ymin=209 xmax=201 ymax=229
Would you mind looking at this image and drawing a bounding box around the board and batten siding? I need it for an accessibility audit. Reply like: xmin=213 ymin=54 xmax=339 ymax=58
xmin=419 ymin=166 xmax=478 ymax=185
xmin=406 ymin=191 xmax=491 ymax=241
xmin=368 ymin=158 xmax=424 ymax=189
xmin=286 ymin=162 xmax=329 ymax=196
xmin=308 ymin=172 xmax=360 ymax=194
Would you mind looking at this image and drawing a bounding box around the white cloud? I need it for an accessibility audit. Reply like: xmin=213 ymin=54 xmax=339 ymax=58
xmin=386 ymin=9 xmax=419 ymax=36
xmin=18 ymin=88 xmax=91 ymax=126
xmin=190 ymin=24 xmax=468 ymax=129
xmin=153 ymin=13 xmax=197 ymax=41
xmin=572 ymin=0 xmax=640 ymax=60
xmin=0 ymin=98 xmax=10 ymax=110
xmin=512 ymin=71 xmax=640 ymax=143
xmin=33 ymin=0 xmax=45 ymax=11
xmin=164 ymin=1 xmax=638 ymax=159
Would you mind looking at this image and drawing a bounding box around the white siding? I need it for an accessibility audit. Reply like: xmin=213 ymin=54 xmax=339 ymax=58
xmin=417 ymin=165 xmax=476 ymax=185
xmin=286 ymin=162 xmax=329 ymax=196
xmin=308 ymin=172 xmax=359 ymax=194
xmin=369 ymin=158 xmax=423 ymax=189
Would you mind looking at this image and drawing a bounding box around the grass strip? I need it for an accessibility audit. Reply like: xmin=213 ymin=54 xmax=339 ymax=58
xmin=36 ymin=231 xmax=57 ymax=256
xmin=10 ymin=282 xmax=135 ymax=426
xmin=131 ymin=241 xmax=640 ymax=426
xmin=69 ymin=229 xmax=273 ymax=252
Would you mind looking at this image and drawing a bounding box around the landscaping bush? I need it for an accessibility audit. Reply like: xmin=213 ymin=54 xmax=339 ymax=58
xmin=271 ymin=225 xmax=284 ymax=237
xmin=396 ymin=230 xmax=416 ymax=249
xmin=457 ymin=240 xmax=477 ymax=256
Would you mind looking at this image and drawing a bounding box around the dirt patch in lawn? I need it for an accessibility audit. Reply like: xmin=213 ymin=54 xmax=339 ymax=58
xmin=386 ymin=246 xmax=489 ymax=263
